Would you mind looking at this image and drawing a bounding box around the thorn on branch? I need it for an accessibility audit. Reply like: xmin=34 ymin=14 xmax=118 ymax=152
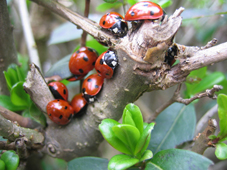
xmin=201 ymin=38 xmax=218 ymax=50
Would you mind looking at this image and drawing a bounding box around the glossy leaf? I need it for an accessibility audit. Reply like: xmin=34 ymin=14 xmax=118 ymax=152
xmin=134 ymin=122 xmax=155 ymax=155
xmin=0 ymin=95 xmax=27 ymax=111
xmin=127 ymin=0 xmax=138 ymax=5
xmin=29 ymin=102 xmax=46 ymax=126
xmin=108 ymin=154 xmax=139 ymax=170
xmin=3 ymin=66 xmax=19 ymax=90
xmin=96 ymin=2 xmax=122 ymax=12
xmin=112 ymin=124 xmax=140 ymax=154
xmin=104 ymin=0 xmax=118 ymax=3
xmin=147 ymin=149 xmax=213 ymax=170
xmin=10 ymin=82 xmax=30 ymax=107
xmin=140 ymin=150 xmax=153 ymax=162
xmin=86 ymin=36 xmax=108 ymax=55
xmin=123 ymin=103 xmax=144 ymax=135
xmin=217 ymin=94 xmax=227 ymax=138
xmin=0 ymin=160 xmax=5 ymax=170
xmin=45 ymin=54 xmax=73 ymax=79
xmin=148 ymin=103 xmax=196 ymax=154
xmin=99 ymin=119 xmax=132 ymax=155
xmin=123 ymin=111 xmax=136 ymax=127
xmin=215 ymin=143 xmax=227 ymax=160
xmin=68 ymin=157 xmax=108 ymax=170
xmin=1 ymin=150 xmax=19 ymax=170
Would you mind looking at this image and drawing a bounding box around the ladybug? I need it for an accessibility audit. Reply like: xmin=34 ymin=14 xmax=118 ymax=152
xmin=69 ymin=47 xmax=98 ymax=76
xmin=67 ymin=74 xmax=85 ymax=82
xmin=82 ymin=73 xmax=104 ymax=103
xmin=125 ymin=1 xmax=164 ymax=21
xmin=95 ymin=50 xmax=118 ymax=79
xmin=164 ymin=45 xmax=178 ymax=66
xmin=46 ymin=99 xmax=74 ymax=125
xmin=48 ymin=81 xmax=68 ymax=101
xmin=99 ymin=12 xmax=128 ymax=37
xmin=71 ymin=93 xmax=87 ymax=114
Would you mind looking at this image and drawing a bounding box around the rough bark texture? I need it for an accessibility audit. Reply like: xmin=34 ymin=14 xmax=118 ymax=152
xmin=0 ymin=0 xmax=18 ymax=95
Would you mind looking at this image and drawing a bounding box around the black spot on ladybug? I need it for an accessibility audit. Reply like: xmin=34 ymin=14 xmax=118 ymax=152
xmin=97 ymin=70 xmax=101 ymax=73
xmin=150 ymin=11 xmax=154 ymax=16
xmin=106 ymin=13 xmax=110 ymax=16
xmin=83 ymin=56 xmax=89 ymax=62
xmin=79 ymin=69 xmax=84 ymax=73
xmin=92 ymin=61 xmax=96 ymax=65
xmin=100 ymin=59 xmax=104 ymax=65
xmin=87 ymin=78 xmax=92 ymax=82
xmin=76 ymin=50 xmax=80 ymax=54
xmin=63 ymin=89 xmax=66 ymax=94
xmin=103 ymin=21 xmax=106 ymax=25
xmin=57 ymin=99 xmax=60 ymax=101
xmin=131 ymin=11 xmax=135 ymax=16
xmin=68 ymin=114 xmax=73 ymax=120
xmin=106 ymin=73 xmax=110 ymax=76
xmin=59 ymin=115 xmax=63 ymax=119
xmin=143 ymin=3 xmax=149 ymax=7
xmin=65 ymin=106 xmax=68 ymax=110
xmin=49 ymin=114 xmax=51 ymax=116
xmin=82 ymin=88 xmax=86 ymax=93
xmin=95 ymin=85 xmax=99 ymax=88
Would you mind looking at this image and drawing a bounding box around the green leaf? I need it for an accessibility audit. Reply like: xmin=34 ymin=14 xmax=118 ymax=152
xmin=112 ymin=124 xmax=140 ymax=154
xmin=41 ymin=156 xmax=67 ymax=170
xmin=104 ymin=0 xmax=118 ymax=3
xmin=217 ymin=94 xmax=227 ymax=138
xmin=123 ymin=103 xmax=144 ymax=135
xmin=159 ymin=0 xmax=172 ymax=8
xmin=10 ymin=82 xmax=30 ymax=107
xmin=123 ymin=111 xmax=136 ymax=127
xmin=108 ymin=154 xmax=139 ymax=170
xmin=215 ymin=143 xmax=227 ymax=160
xmin=148 ymin=103 xmax=196 ymax=154
xmin=29 ymin=103 xmax=46 ymax=126
xmin=68 ymin=157 xmax=108 ymax=170
xmin=140 ymin=150 xmax=153 ymax=162
xmin=3 ymin=67 xmax=19 ymax=90
xmin=0 ymin=160 xmax=5 ymax=170
xmin=134 ymin=122 xmax=155 ymax=155
xmin=96 ymin=2 xmax=122 ymax=12
xmin=99 ymin=119 xmax=132 ymax=155
xmin=86 ymin=36 xmax=108 ymax=55
xmin=1 ymin=150 xmax=19 ymax=170
xmin=0 ymin=95 xmax=27 ymax=111
xmin=127 ymin=0 xmax=138 ymax=6
xmin=185 ymin=72 xmax=225 ymax=98
xmin=45 ymin=54 xmax=73 ymax=79
xmin=147 ymin=149 xmax=213 ymax=170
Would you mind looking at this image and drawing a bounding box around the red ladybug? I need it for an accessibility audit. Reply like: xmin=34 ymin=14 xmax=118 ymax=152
xmin=48 ymin=82 xmax=68 ymax=101
xmin=82 ymin=73 xmax=104 ymax=103
xmin=46 ymin=99 xmax=74 ymax=125
xmin=71 ymin=93 xmax=87 ymax=114
xmin=69 ymin=47 xmax=98 ymax=76
xmin=125 ymin=1 xmax=164 ymax=21
xmin=99 ymin=12 xmax=128 ymax=37
xmin=95 ymin=50 xmax=118 ymax=79
xmin=67 ymin=74 xmax=85 ymax=82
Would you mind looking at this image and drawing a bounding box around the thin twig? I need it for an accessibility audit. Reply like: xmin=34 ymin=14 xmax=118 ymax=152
xmin=17 ymin=0 xmax=42 ymax=70
xmin=81 ymin=0 xmax=90 ymax=47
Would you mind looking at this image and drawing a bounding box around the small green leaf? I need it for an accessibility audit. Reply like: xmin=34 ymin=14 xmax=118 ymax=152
xmin=208 ymin=135 xmax=217 ymax=140
xmin=134 ymin=122 xmax=155 ymax=155
xmin=148 ymin=149 xmax=213 ymax=170
xmin=217 ymin=94 xmax=227 ymax=138
xmin=68 ymin=157 xmax=108 ymax=170
xmin=215 ymin=143 xmax=227 ymax=160
xmin=127 ymin=0 xmax=138 ymax=5
xmin=123 ymin=103 xmax=144 ymax=135
xmin=108 ymin=154 xmax=139 ymax=170
xmin=104 ymin=0 xmax=118 ymax=3
xmin=1 ymin=150 xmax=19 ymax=170
xmin=0 ymin=159 xmax=5 ymax=170
xmin=29 ymin=103 xmax=46 ymax=126
xmin=140 ymin=150 xmax=153 ymax=162
xmin=3 ymin=67 xmax=19 ymax=90
xmin=159 ymin=0 xmax=172 ymax=8
xmin=10 ymin=82 xmax=30 ymax=107
xmin=123 ymin=111 xmax=136 ymax=127
xmin=99 ymin=119 xmax=132 ymax=155
xmin=0 ymin=95 xmax=27 ymax=111
xmin=96 ymin=2 xmax=122 ymax=12
xmin=112 ymin=124 xmax=140 ymax=154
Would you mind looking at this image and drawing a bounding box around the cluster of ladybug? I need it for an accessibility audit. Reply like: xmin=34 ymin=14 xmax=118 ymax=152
xmin=99 ymin=1 xmax=165 ymax=37
xmin=46 ymin=1 xmax=175 ymax=125
xmin=46 ymin=47 xmax=118 ymax=125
